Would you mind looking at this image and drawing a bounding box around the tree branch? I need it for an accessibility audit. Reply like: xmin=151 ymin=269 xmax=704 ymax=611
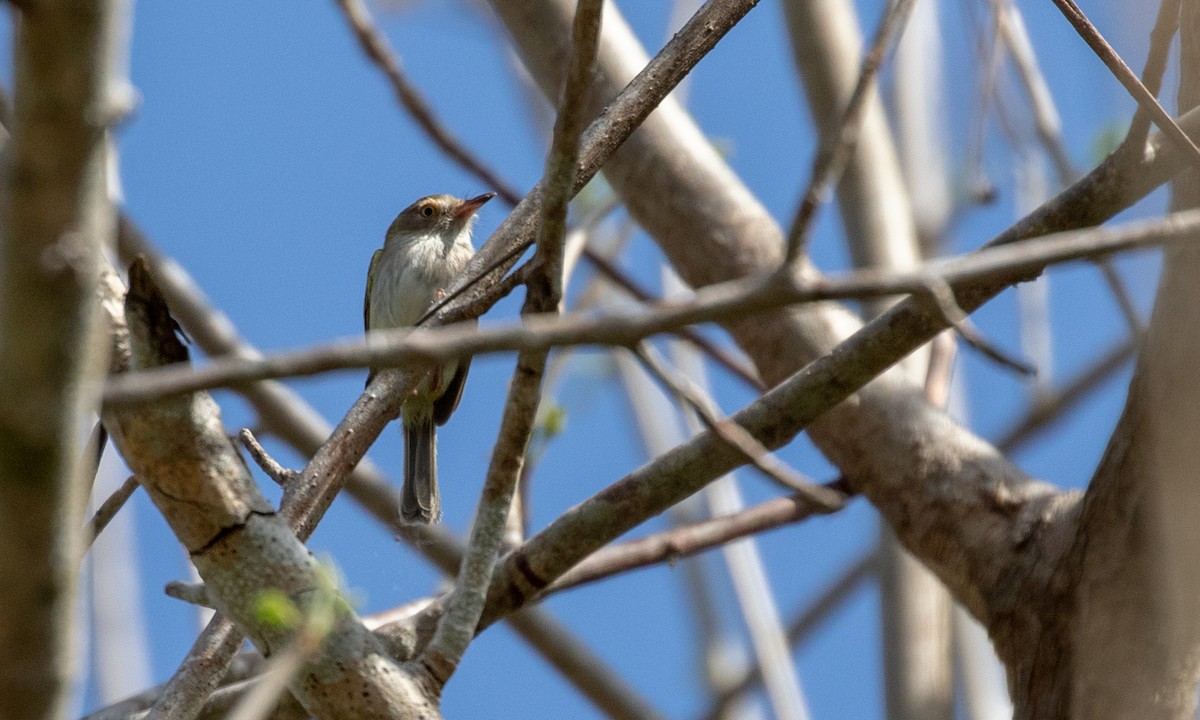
xmin=105 ymin=208 xmax=1200 ymax=403
xmin=996 ymin=337 xmax=1138 ymax=454
xmin=1123 ymin=0 xmax=1181 ymax=151
xmin=547 ymin=490 xmax=848 ymax=596
xmin=700 ymin=552 xmax=876 ymax=720
xmin=114 ymin=217 xmax=659 ymax=720
xmin=784 ymin=0 xmax=919 ymax=260
xmin=1049 ymin=0 xmax=1200 ymax=169
xmin=0 ymin=1 xmax=114 ymax=715
xmin=103 ymin=260 xmax=437 ymax=718
xmin=331 ymin=0 xmax=523 ymax=204
xmin=632 ymin=344 xmax=843 ymax=508
xmin=85 ymin=475 xmax=140 ymax=547
xmin=420 ymin=0 xmax=603 ymax=688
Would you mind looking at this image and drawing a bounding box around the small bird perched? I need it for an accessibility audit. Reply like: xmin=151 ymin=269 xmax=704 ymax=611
xmin=364 ymin=192 xmax=494 ymax=523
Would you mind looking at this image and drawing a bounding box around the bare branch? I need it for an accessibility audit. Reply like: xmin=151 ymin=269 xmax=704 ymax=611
xmin=584 ymin=249 xmax=764 ymax=391
xmin=0 ymin=0 xmax=115 ymax=713
xmin=85 ymin=475 xmax=140 ymax=548
xmin=633 ymin=344 xmax=844 ymax=509
xmin=114 ymin=219 xmax=657 ymax=720
xmin=420 ymin=0 xmax=604 ymax=687
xmin=331 ymin=0 xmax=522 ymax=204
xmin=918 ymin=275 xmax=1035 ymax=376
xmin=996 ymin=337 xmax=1138 ymax=454
xmin=701 ymin=553 xmax=876 ymax=720
xmin=1123 ymin=0 xmax=1182 ymax=151
xmin=991 ymin=0 xmax=1077 ymax=185
xmin=547 ymin=491 xmax=848 ymax=595
xmin=1048 ymin=0 xmax=1200 ymax=169
xmin=105 ymin=208 xmax=1200 ymax=403
xmin=237 ymin=428 xmax=296 ymax=487
xmin=784 ymin=0 xmax=919 ymax=260
xmin=164 ymin=581 xmax=213 ymax=609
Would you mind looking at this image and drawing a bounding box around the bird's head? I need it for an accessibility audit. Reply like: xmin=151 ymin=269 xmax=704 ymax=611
xmin=386 ymin=192 xmax=495 ymax=245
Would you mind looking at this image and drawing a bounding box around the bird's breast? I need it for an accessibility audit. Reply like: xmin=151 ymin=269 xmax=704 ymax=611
xmin=369 ymin=237 xmax=474 ymax=330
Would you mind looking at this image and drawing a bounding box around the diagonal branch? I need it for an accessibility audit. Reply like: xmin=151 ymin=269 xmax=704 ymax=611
xmin=584 ymin=250 xmax=764 ymax=390
xmin=419 ymin=0 xmax=603 ymax=687
xmin=540 ymin=480 xmax=846 ymax=596
xmin=996 ymin=337 xmax=1138 ymax=454
xmin=700 ymin=552 xmax=876 ymax=720
xmin=632 ymin=343 xmax=843 ymax=508
xmin=785 ymin=0 xmax=920 ymax=259
xmin=1123 ymin=0 xmax=1182 ymax=151
xmin=1049 ymin=0 xmax=1200 ymax=169
xmin=85 ymin=475 xmax=140 ymax=547
xmin=457 ymin=111 xmax=1200 ymax=638
xmin=332 ymin=0 xmax=523 ymax=204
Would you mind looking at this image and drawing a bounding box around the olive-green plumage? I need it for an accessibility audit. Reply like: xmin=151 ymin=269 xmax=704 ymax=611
xmin=364 ymin=192 xmax=493 ymax=523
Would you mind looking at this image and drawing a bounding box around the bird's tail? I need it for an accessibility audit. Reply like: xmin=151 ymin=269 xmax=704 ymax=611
xmin=401 ymin=418 xmax=440 ymax=523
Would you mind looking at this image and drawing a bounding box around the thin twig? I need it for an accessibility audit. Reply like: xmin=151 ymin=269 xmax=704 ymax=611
xmin=700 ymin=553 xmax=876 ymax=720
xmin=991 ymin=0 xmax=1076 ymax=185
xmin=103 ymin=207 xmax=1200 ymax=404
xmin=923 ymin=332 xmax=958 ymax=408
xmin=669 ymin=330 xmax=814 ymax=720
xmin=964 ymin=0 xmax=1004 ymax=204
xmin=1094 ymin=259 xmax=1145 ymax=335
xmin=85 ymin=475 xmax=140 ymax=548
xmin=237 ymin=428 xmax=296 ymax=487
xmin=164 ymin=581 xmax=212 ymax=608
xmin=996 ymin=336 xmax=1138 ymax=453
xmin=416 ymin=0 xmax=765 ymax=326
xmin=548 ymin=490 xmax=849 ymax=595
xmin=585 ymin=249 xmax=764 ymax=390
xmin=918 ymin=275 xmax=1035 ymax=376
xmin=1123 ymin=0 xmax=1182 ymax=152
xmin=633 ymin=344 xmax=843 ymax=510
xmin=1049 ymin=0 xmax=1200 ymax=169
xmin=85 ymin=419 xmax=109 ymax=494
xmin=785 ymin=0 xmax=920 ymax=259
xmin=332 ymin=0 xmax=522 ymax=204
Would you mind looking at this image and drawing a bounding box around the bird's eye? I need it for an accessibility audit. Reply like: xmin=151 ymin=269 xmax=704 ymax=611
xmin=420 ymin=206 xmax=435 ymax=218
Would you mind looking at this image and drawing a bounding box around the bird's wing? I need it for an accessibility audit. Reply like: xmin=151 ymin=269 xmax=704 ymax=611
xmin=364 ymin=248 xmax=383 ymax=333
xmin=432 ymin=317 xmax=478 ymax=425
xmin=433 ymin=360 xmax=471 ymax=426
xmin=364 ymin=248 xmax=384 ymax=388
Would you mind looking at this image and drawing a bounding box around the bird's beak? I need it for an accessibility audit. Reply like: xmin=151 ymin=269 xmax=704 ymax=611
xmin=453 ymin=192 xmax=496 ymax=219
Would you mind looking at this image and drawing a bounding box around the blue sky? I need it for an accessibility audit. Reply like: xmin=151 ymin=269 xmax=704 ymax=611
xmin=73 ymin=0 xmax=1168 ymax=716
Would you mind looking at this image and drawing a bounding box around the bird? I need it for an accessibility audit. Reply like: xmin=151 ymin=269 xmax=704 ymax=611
xmin=364 ymin=192 xmax=494 ymax=523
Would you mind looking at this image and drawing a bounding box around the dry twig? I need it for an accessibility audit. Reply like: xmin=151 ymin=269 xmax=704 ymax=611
xmin=1049 ymin=0 xmax=1200 ymax=168
xmin=332 ymin=0 xmax=522 ymax=204
xmin=104 ymin=208 xmax=1200 ymax=404
xmin=785 ymin=0 xmax=920 ymax=259
xmin=85 ymin=475 xmax=140 ymax=548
